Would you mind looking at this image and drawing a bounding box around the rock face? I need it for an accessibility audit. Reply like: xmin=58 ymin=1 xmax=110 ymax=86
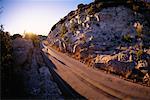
xmin=47 ymin=1 xmax=150 ymax=85
xmin=12 ymin=39 xmax=63 ymax=99
xmin=13 ymin=38 xmax=34 ymax=66
xmin=21 ymin=49 xmax=62 ymax=99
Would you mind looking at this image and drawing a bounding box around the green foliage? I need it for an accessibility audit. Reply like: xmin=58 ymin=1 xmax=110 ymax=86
xmin=0 ymin=25 xmax=13 ymax=98
xmin=60 ymin=24 xmax=67 ymax=38
xmin=77 ymin=3 xmax=84 ymax=9
xmin=0 ymin=25 xmax=12 ymax=64
xmin=135 ymin=22 xmax=143 ymax=38
xmin=0 ymin=31 xmax=12 ymax=58
xmin=51 ymin=24 xmax=56 ymax=31
xmin=136 ymin=49 xmax=144 ymax=61
xmin=96 ymin=2 xmax=103 ymax=8
xmin=11 ymin=34 xmax=22 ymax=40
xmin=136 ymin=29 xmax=142 ymax=38
xmin=122 ymin=34 xmax=132 ymax=43
xmin=24 ymin=33 xmax=40 ymax=47
xmin=68 ymin=11 xmax=75 ymax=20
xmin=87 ymin=5 xmax=95 ymax=15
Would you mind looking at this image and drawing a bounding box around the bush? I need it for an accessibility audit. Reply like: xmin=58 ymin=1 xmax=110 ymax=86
xmin=24 ymin=33 xmax=40 ymax=47
xmin=11 ymin=34 xmax=22 ymax=40
xmin=77 ymin=3 xmax=84 ymax=9
xmin=122 ymin=34 xmax=132 ymax=43
xmin=60 ymin=24 xmax=67 ymax=38
xmin=136 ymin=49 xmax=144 ymax=61
xmin=87 ymin=5 xmax=95 ymax=15
xmin=51 ymin=24 xmax=56 ymax=31
xmin=0 ymin=25 xmax=13 ymax=98
xmin=70 ymin=22 xmax=78 ymax=33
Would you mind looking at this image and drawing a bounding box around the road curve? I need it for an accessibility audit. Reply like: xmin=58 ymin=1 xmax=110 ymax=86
xmin=41 ymin=43 xmax=150 ymax=100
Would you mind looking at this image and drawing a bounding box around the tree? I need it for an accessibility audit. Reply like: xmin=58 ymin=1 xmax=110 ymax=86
xmin=0 ymin=26 xmax=13 ymax=98
xmin=11 ymin=34 xmax=22 ymax=40
xmin=24 ymin=33 xmax=40 ymax=47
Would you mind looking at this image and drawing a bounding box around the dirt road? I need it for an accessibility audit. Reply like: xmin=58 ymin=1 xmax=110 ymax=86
xmin=42 ymin=43 xmax=150 ymax=100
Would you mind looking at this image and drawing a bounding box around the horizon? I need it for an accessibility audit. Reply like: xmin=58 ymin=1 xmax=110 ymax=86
xmin=0 ymin=0 xmax=92 ymax=36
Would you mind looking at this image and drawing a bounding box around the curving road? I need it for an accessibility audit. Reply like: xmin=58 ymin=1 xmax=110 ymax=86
xmin=41 ymin=42 xmax=150 ymax=100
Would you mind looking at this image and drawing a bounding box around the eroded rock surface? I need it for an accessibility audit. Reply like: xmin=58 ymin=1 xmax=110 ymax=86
xmin=12 ymin=39 xmax=63 ymax=99
xmin=47 ymin=1 xmax=150 ymax=86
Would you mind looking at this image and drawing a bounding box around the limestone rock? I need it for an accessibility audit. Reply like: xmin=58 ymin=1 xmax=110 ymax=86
xmin=47 ymin=0 xmax=150 ymax=83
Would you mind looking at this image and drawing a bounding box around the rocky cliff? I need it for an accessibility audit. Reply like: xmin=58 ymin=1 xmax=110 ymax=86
xmin=47 ymin=0 xmax=150 ymax=86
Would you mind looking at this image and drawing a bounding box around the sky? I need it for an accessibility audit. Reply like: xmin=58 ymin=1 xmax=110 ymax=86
xmin=0 ymin=0 xmax=92 ymax=35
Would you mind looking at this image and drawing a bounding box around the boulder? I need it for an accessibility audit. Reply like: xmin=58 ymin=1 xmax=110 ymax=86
xmin=106 ymin=60 xmax=135 ymax=77
xmin=136 ymin=60 xmax=149 ymax=74
xmin=143 ymin=73 xmax=150 ymax=86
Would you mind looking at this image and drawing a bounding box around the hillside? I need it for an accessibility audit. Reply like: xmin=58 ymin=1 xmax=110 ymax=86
xmin=47 ymin=0 xmax=150 ymax=86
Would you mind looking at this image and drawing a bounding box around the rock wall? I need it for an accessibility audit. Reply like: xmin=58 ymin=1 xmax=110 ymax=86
xmin=47 ymin=1 xmax=150 ymax=86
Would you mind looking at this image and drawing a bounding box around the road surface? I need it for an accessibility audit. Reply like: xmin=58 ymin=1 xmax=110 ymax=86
xmin=41 ymin=42 xmax=150 ymax=100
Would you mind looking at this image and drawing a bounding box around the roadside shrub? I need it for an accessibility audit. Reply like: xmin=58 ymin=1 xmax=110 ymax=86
xmin=24 ymin=33 xmax=40 ymax=47
xmin=96 ymin=2 xmax=103 ymax=8
xmin=0 ymin=25 xmax=13 ymax=98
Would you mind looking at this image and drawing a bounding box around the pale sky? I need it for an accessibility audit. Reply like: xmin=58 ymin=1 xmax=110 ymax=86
xmin=0 ymin=0 xmax=92 ymax=36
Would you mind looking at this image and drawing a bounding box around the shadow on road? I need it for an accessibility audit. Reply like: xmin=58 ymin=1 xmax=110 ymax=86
xmin=52 ymin=56 xmax=68 ymax=67
xmin=41 ymin=51 xmax=86 ymax=99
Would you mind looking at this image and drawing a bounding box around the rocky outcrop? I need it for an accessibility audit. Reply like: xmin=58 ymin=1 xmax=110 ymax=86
xmin=21 ymin=49 xmax=62 ymax=99
xmin=13 ymin=38 xmax=34 ymax=66
xmin=12 ymin=39 xmax=63 ymax=99
xmin=47 ymin=0 xmax=150 ymax=86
